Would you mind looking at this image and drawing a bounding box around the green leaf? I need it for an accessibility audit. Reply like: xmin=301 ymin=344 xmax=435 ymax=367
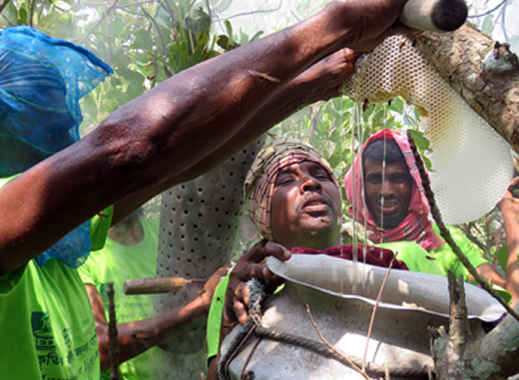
xmin=389 ymin=97 xmax=404 ymax=113
xmin=4 ymin=2 xmax=18 ymax=23
xmin=249 ymin=31 xmax=264 ymax=42
xmin=17 ymin=5 xmax=28 ymax=25
xmin=496 ymin=245 xmax=509 ymax=273
xmin=224 ymin=20 xmax=234 ymax=39
xmin=134 ymin=29 xmax=154 ymax=51
xmin=408 ymin=129 xmax=432 ymax=170
xmin=371 ymin=108 xmax=386 ymax=128
xmin=481 ymin=14 xmax=494 ymax=37
xmin=407 ymin=129 xmax=430 ymax=151
xmin=80 ymin=93 xmax=98 ymax=124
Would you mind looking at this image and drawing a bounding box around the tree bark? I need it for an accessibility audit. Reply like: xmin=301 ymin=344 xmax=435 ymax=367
xmin=465 ymin=309 xmax=519 ymax=379
xmin=411 ymin=23 xmax=519 ymax=153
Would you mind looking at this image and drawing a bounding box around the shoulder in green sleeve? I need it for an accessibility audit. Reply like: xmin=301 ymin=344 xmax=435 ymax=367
xmin=375 ymin=240 xmax=444 ymax=276
xmin=430 ymin=225 xmax=488 ymax=280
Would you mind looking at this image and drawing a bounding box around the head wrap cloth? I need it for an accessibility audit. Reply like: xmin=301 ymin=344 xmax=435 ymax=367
xmin=344 ymin=129 xmax=443 ymax=251
xmin=244 ymin=138 xmax=339 ymax=240
xmin=0 ymin=26 xmax=112 ymax=267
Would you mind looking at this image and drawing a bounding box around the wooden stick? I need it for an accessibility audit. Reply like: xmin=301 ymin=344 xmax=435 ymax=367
xmin=107 ymin=282 xmax=120 ymax=380
xmin=362 ymin=259 xmax=394 ymax=371
xmin=305 ymin=304 xmax=370 ymax=380
xmin=123 ymin=277 xmax=203 ymax=295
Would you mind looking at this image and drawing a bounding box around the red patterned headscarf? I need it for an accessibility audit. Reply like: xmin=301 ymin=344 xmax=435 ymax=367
xmin=343 ymin=129 xmax=443 ymax=251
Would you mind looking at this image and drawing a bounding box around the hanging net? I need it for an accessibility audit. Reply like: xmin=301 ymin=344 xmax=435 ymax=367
xmin=342 ymin=32 xmax=513 ymax=225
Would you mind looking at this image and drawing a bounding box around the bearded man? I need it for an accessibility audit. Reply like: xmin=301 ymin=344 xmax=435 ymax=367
xmin=344 ymin=129 xmax=519 ymax=305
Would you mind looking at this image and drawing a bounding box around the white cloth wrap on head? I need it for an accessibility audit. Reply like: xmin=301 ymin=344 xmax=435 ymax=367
xmin=342 ymin=33 xmax=513 ymax=225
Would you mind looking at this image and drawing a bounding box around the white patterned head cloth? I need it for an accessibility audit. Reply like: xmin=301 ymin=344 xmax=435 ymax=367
xmin=244 ymin=138 xmax=340 ymax=240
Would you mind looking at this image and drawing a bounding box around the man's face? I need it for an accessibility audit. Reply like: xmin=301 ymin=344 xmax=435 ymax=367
xmin=270 ymin=160 xmax=341 ymax=249
xmin=363 ymin=157 xmax=413 ymax=229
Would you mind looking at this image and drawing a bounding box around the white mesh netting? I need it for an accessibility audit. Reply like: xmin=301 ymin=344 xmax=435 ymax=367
xmin=342 ymin=33 xmax=513 ymax=225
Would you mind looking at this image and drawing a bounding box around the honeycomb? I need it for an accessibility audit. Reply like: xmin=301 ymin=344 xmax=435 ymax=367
xmin=343 ymin=33 xmax=513 ymax=225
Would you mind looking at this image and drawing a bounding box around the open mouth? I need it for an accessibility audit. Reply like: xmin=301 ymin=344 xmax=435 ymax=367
xmin=377 ymin=199 xmax=399 ymax=214
xmin=302 ymin=198 xmax=330 ymax=214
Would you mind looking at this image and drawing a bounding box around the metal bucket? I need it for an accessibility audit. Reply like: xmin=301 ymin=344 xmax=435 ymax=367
xmin=220 ymin=255 xmax=505 ymax=379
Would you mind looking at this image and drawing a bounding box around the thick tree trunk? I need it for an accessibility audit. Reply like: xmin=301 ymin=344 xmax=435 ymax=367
xmin=465 ymin=310 xmax=519 ymax=379
xmin=431 ymin=310 xmax=519 ymax=379
xmin=411 ymin=24 xmax=519 ymax=153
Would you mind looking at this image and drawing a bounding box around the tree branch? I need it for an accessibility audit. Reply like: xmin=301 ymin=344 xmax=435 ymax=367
xmin=411 ymin=24 xmax=519 ymax=154
xmin=468 ymin=0 xmax=506 ymax=19
xmin=467 ymin=306 xmax=519 ymax=378
xmin=29 ymin=0 xmax=35 ymax=27
xmin=0 ymin=0 xmax=11 ymax=15
xmin=407 ymin=130 xmax=519 ymax=322
xmin=446 ymin=272 xmax=469 ymax=377
xmin=77 ymin=0 xmax=120 ymax=45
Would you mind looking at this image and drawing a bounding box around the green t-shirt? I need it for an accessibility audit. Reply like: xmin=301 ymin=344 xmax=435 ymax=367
xmin=0 ymin=176 xmax=103 ymax=379
xmin=79 ymin=217 xmax=160 ymax=380
xmin=376 ymin=225 xmax=488 ymax=280
xmin=0 ymin=259 xmax=100 ymax=379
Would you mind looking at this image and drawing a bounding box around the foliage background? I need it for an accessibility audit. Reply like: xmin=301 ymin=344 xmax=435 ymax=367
xmin=1 ymin=0 xmax=518 ymax=273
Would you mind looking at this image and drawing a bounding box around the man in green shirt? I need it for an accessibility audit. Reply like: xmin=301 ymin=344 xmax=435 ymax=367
xmin=79 ymin=208 xmax=160 ymax=379
xmin=207 ymin=138 xmax=346 ymax=378
xmin=208 ymin=134 xmax=519 ymax=375
xmin=343 ymin=129 xmax=519 ymax=303
xmin=80 ymin=208 xmax=226 ymax=379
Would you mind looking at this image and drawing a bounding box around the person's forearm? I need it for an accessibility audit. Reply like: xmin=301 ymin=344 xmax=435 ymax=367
xmin=172 ymin=49 xmax=358 ymax=184
xmin=112 ymin=49 xmax=358 ymax=222
xmin=97 ymin=296 xmax=207 ymax=371
xmin=110 ymin=69 xmax=333 ymax=222
xmin=95 ymin=3 xmax=358 ymax=180
xmin=501 ymin=203 xmax=519 ymax=306
xmin=0 ymin=1 xmax=403 ymax=272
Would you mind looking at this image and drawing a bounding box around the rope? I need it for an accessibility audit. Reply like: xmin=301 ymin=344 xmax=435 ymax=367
xmin=218 ymin=279 xmax=265 ymax=380
xmin=253 ymin=326 xmax=429 ymax=378
xmin=218 ymin=279 xmax=431 ymax=379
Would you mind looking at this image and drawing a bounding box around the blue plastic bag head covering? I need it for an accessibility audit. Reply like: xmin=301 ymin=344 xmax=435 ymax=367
xmin=0 ymin=26 xmax=113 ymax=268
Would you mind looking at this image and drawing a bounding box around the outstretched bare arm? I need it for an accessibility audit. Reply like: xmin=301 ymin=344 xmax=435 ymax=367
xmin=498 ymin=177 xmax=519 ymax=307
xmin=0 ymin=0 xmax=407 ymax=274
xmin=85 ymin=267 xmax=227 ymax=371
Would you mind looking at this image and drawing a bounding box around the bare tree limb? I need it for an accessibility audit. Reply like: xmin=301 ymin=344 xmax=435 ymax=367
xmin=77 ymin=0 xmax=120 ymax=45
xmin=212 ymin=1 xmax=283 ymax=22
xmin=468 ymin=0 xmax=506 ymax=19
xmin=305 ymin=304 xmax=370 ymax=379
xmin=466 ymin=306 xmax=519 ymax=378
xmin=0 ymin=0 xmax=11 ymax=15
xmin=499 ymin=2 xmax=509 ymax=43
xmin=362 ymin=259 xmax=393 ymax=371
xmin=446 ymin=272 xmax=469 ymax=378
xmin=107 ymin=282 xmax=121 ymax=380
xmin=407 ymin=130 xmax=519 ymax=322
xmin=459 ymin=223 xmax=488 ymax=256
xmin=29 ymin=0 xmax=36 ymax=26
